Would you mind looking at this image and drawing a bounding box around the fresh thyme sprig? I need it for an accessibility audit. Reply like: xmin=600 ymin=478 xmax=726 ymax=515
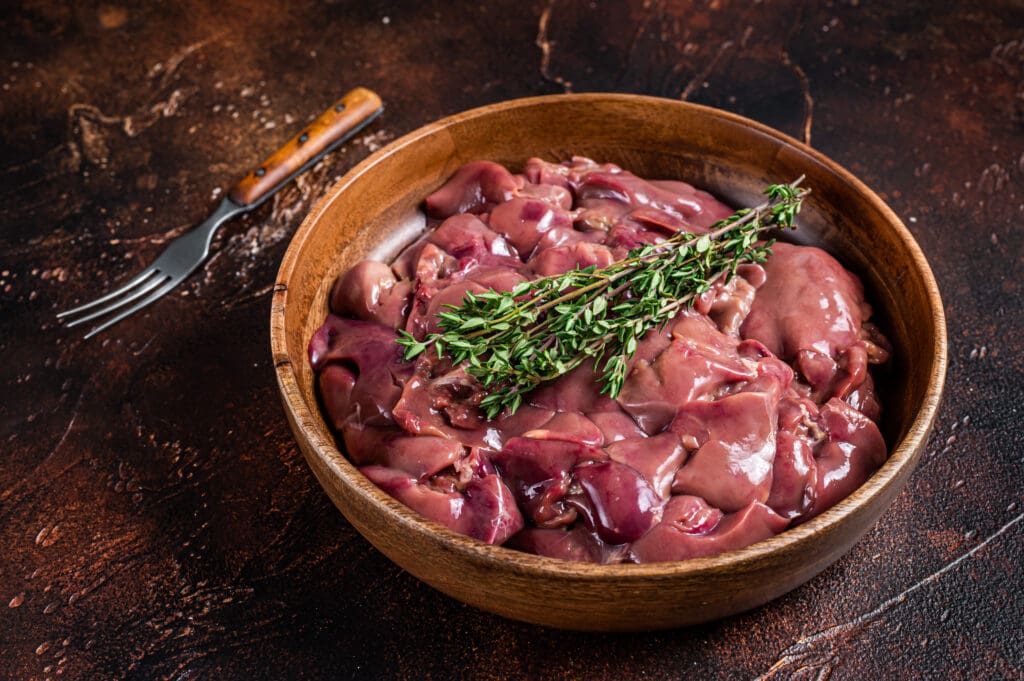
xmin=398 ymin=179 xmax=808 ymax=418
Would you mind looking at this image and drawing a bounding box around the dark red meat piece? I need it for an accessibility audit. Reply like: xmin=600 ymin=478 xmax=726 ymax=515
xmin=309 ymin=316 xmax=411 ymax=428
xmin=362 ymin=465 xmax=523 ymax=544
xmin=630 ymin=497 xmax=788 ymax=563
xmin=573 ymin=461 xmax=663 ymax=544
xmin=424 ymin=160 xmax=523 ymax=218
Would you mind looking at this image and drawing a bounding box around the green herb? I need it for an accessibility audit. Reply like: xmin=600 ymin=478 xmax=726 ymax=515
xmin=398 ymin=179 xmax=808 ymax=418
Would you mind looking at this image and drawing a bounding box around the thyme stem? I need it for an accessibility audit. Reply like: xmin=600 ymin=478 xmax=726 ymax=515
xmin=398 ymin=179 xmax=808 ymax=418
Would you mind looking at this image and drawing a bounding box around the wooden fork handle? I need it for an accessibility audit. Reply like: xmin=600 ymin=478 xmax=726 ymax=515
xmin=228 ymin=87 xmax=383 ymax=207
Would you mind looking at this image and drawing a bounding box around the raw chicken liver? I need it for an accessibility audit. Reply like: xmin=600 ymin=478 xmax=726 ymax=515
xmin=310 ymin=158 xmax=890 ymax=562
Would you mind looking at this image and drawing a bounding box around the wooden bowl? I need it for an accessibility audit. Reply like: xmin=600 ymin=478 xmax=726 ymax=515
xmin=270 ymin=94 xmax=946 ymax=631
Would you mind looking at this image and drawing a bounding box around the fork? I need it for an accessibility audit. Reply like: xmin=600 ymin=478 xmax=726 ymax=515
xmin=57 ymin=87 xmax=383 ymax=339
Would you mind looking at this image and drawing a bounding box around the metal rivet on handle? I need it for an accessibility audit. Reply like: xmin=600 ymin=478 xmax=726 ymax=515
xmin=298 ymin=132 xmax=309 ymax=144
xmin=334 ymin=103 xmax=346 ymax=112
xmin=255 ymin=167 xmax=266 ymax=177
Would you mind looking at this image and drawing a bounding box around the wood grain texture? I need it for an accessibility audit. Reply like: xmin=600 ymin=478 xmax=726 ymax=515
xmin=1 ymin=0 xmax=1021 ymax=677
xmin=228 ymin=87 xmax=382 ymax=206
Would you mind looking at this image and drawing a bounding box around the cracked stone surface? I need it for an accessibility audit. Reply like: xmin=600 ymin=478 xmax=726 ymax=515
xmin=1 ymin=1 xmax=1022 ymax=679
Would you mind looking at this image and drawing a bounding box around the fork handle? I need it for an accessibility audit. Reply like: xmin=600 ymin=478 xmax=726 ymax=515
xmin=228 ymin=87 xmax=383 ymax=207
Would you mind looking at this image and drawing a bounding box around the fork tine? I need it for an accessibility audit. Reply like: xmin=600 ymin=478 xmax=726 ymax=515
xmin=57 ymin=267 xmax=161 ymax=319
xmin=64 ymin=274 xmax=169 ymax=328
xmin=81 ymin=277 xmax=182 ymax=340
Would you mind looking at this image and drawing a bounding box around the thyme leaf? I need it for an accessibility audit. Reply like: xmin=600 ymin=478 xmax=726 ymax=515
xmin=398 ymin=179 xmax=808 ymax=418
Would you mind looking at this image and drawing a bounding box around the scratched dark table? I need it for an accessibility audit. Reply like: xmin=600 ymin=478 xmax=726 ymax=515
xmin=2 ymin=1 xmax=1022 ymax=679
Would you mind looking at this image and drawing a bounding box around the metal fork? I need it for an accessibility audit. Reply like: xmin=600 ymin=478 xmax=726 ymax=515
xmin=58 ymin=87 xmax=383 ymax=339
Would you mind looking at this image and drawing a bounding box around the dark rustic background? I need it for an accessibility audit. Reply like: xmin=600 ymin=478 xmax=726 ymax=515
xmin=2 ymin=1 xmax=1022 ymax=679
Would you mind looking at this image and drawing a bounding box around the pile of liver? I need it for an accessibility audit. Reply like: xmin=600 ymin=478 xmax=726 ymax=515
xmin=310 ymin=157 xmax=891 ymax=563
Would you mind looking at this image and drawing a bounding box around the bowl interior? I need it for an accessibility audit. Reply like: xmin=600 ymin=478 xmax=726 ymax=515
xmin=271 ymin=94 xmax=946 ymax=630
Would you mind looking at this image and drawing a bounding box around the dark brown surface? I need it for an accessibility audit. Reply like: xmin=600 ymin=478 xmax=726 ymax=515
xmin=0 ymin=0 xmax=1020 ymax=678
